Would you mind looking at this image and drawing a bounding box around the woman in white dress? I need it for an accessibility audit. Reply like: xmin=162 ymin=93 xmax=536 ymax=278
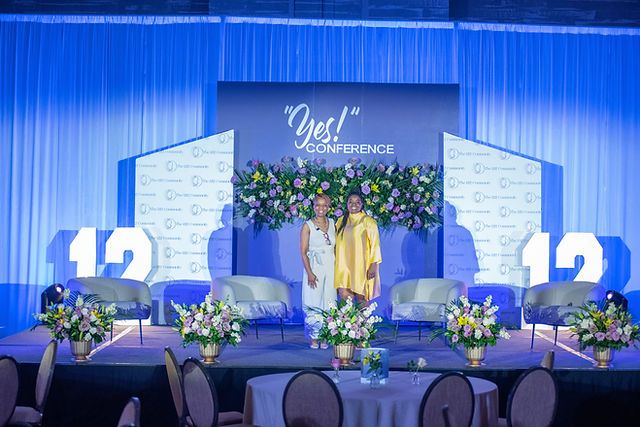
xmin=300 ymin=194 xmax=337 ymax=349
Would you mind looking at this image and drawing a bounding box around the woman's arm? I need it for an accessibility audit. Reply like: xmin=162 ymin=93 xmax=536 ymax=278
xmin=365 ymin=217 xmax=382 ymax=279
xmin=300 ymin=222 xmax=317 ymax=288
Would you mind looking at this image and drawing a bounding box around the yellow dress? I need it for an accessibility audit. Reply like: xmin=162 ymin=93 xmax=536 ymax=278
xmin=334 ymin=212 xmax=382 ymax=301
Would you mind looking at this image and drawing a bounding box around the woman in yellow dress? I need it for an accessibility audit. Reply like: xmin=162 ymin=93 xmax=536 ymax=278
xmin=334 ymin=191 xmax=382 ymax=302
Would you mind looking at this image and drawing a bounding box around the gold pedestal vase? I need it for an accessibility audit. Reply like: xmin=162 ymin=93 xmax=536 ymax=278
xmin=464 ymin=345 xmax=486 ymax=367
xmin=593 ymin=347 xmax=613 ymax=368
xmin=70 ymin=340 xmax=92 ymax=362
xmin=199 ymin=342 xmax=222 ymax=364
xmin=334 ymin=343 xmax=355 ymax=366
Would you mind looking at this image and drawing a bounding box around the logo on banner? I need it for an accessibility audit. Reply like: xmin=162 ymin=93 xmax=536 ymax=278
xmin=284 ymin=104 xmax=395 ymax=155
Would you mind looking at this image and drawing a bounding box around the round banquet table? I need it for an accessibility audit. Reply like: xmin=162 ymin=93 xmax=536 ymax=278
xmin=242 ymin=370 xmax=498 ymax=427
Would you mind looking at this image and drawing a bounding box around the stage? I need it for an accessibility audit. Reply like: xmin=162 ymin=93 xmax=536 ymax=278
xmin=2 ymin=324 xmax=640 ymax=427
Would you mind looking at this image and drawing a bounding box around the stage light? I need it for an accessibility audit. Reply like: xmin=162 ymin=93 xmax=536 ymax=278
xmin=40 ymin=283 xmax=65 ymax=313
xmin=605 ymin=290 xmax=628 ymax=311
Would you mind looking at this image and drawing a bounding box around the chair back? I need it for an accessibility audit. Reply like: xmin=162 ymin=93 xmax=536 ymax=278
xmin=164 ymin=347 xmax=187 ymax=421
xmin=419 ymin=372 xmax=474 ymax=427
xmin=182 ymin=358 xmax=218 ymax=427
xmin=506 ymin=367 xmax=558 ymax=427
xmin=35 ymin=340 xmax=58 ymax=412
xmin=116 ymin=397 xmax=141 ymax=427
xmin=0 ymin=356 xmax=19 ymax=427
xmin=540 ymin=350 xmax=555 ymax=370
xmin=282 ymin=370 xmax=343 ymax=427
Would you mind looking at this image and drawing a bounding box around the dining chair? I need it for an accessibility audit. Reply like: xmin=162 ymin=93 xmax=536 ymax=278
xmin=165 ymin=347 xmax=192 ymax=427
xmin=0 ymin=355 xmax=20 ymax=427
xmin=498 ymin=367 xmax=558 ymax=427
xmin=182 ymin=358 xmax=254 ymax=427
xmin=116 ymin=397 xmax=140 ymax=427
xmin=419 ymin=372 xmax=474 ymax=427
xmin=9 ymin=340 xmax=58 ymax=426
xmin=282 ymin=370 xmax=343 ymax=427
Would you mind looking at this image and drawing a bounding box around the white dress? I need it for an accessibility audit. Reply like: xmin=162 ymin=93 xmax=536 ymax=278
xmin=302 ymin=218 xmax=337 ymax=339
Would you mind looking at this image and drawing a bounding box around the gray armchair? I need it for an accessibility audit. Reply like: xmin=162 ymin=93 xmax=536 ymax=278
xmin=213 ymin=275 xmax=290 ymax=341
xmin=390 ymin=278 xmax=467 ymax=341
xmin=66 ymin=277 xmax=152 ymax=344
xmin=523 ymin=281 xmax=605 ymax=348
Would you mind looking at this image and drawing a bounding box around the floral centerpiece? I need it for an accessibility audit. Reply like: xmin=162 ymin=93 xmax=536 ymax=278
xmin=568 ymin=301 xmax=639 ymax=368
xmin=437 ymin=295 xmax=510 ymax=367
xmin=171 ymin=294 xmax=248 ymax=363
xmin=313 ymin=297 xmax=383 ymax=366
xmin=35 ymin=292 xmax=117 ymax=361
xmin=232 ymin=157 xmax=442 ymax=231
xmin=362 ymin=351 xmax=383 ymax=388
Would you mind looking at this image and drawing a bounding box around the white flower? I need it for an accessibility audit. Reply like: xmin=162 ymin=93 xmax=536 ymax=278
xmin=63 ymin=322 xmax=71 ymax=329
xmin=297 ymin=157 xmax=306 ymax=168
xmin=344 ymin=163 xmax=352 ymax=170
xmin=71 ymin=314 xmax=78 ymax=322
xmin=89 ymin=327 xmax=97 ymax=335
xmin=201 ymin=328 xmax=210 ymax=337
xmin=289 ymin=195 xmax=297 ymax=204
xmin=340 ymin=177 xmax=347 ymax=186
xmin=348 ymin=330 xmax=356 ymax=339
xmin=474 ymin=329 xmax=483 ymax=339
xmin=232 ymin=323 xmax=240 ymax=331
xmin=83 ymin=334 xmax=92 ymax=341
xmin=417 ymin=357 xmax=427 ymax=368
xmin=195 ymin=313 xmax=204 ymax=322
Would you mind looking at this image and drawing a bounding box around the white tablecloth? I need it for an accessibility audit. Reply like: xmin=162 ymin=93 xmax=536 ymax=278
xmin=243 ymin=371 xmax=498 ymax=427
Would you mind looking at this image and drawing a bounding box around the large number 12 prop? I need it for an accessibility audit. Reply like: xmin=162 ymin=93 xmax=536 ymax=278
xmin=522 ymin=232 xmax=603 ymax=286
xmin=69 ymin=227 xmax=152 ymax=281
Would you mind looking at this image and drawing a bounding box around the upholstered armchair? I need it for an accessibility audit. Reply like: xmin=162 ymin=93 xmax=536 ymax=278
xmin=213 ymin=275 xmax=290 ymax=341
xmin=66 ymin=277 xmax=152 ymax=344
xmin=390 ymin=278 xmax=467 ymax=341
xmin=523 ymin=281 xmax=605 ymax=348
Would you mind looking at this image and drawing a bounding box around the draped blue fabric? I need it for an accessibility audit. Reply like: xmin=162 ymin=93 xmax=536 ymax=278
xmin=1 ymin=14 xmax=639 ymax=335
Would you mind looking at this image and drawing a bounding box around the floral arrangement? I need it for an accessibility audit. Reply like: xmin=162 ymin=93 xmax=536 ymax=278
xmin=568 ymin=302 xmax=639 ymax=351
xmin=313 ymin=297 xmax=383 ymax=346
xmin=171 ymin=294 xmax=248 ymax=347
xmin=363 ymin=351 xmax=382 ymax=375
xmin=35 ymin=292 xmax=117 ymax=344
xmin=407 ymin=357 xmax=427 ymax=373
xmin=439 ymin=295 xmax=511 ymax=349
xmin=232 ymin=157 xmax=442 ymax=231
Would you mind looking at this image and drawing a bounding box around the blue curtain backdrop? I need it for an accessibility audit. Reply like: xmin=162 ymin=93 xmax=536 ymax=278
xmin=1 ymin=15 xmax=639 ymax=335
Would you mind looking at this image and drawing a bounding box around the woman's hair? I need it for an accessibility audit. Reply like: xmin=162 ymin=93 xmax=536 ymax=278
xmin=337 ymin=191 xmax=363 ymax=235
xmin=313 ymin=193 xmax=331 ymax=205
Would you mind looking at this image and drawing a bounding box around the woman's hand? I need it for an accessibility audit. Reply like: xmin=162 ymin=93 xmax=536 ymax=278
xmin=366 ymin=263 xmax=378 ymax=280
xmin=307 ymin=272 xmax=318 ymax=289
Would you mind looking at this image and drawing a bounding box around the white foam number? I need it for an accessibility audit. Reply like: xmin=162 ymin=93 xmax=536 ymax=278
xmin=69 ymin=227 xmax=152 ymax=281
xmin=522 ymin=232 xmax=603 ymax=285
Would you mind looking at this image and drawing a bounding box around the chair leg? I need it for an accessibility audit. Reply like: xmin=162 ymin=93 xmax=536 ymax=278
xmin=530 ymin=324 xmax=536 ymax=349
xmin=394 ymin=321 xmax=399 ymax=343
xmin=418 ymin=322 xmax=422 ymax=341
xmin=554 ymin=326 xmax=558 ymax=346
xmin=280 ymin=318 xmax=285 ymax=342
xmin=254 ymin=320 xmax=259 ymax=339
xmin=139 ymin=319 xmax=143 ymax=345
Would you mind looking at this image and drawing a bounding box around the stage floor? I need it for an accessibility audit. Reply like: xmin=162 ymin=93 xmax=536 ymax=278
xmin=2 ymin=323 xmax=640 ymax=370
xmin=2 ymin=324 xmax=640 ymax=427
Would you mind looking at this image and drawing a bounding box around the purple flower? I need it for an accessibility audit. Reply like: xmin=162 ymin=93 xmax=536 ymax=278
xmin=412 ymin=222 xmax=422 ymax=229
xmin=334 ymin=209 xmax=343 ymax=217
xmin=251 ymin=159 xmax=260 ymax=167
xmin=361 ymin=184 xmax=371 ymax=195
xmin=303 ymin=199 xmax=311 ymax=207
xmin=595 ymin=332 xmax=606 ymax=341
xmin=327 ymin=166 xmax=334 ymax=173
xmin=321 ymin=181 xmax=330 ymax=191
xmin=411 ymin=177 xmax=419 ymax=186
xmin=346 ymin=169 xmax=355 ymax=178
xmin=377 ymin=164 xmax=385 ymax=172
xmin=293 ymin=178 xmax=303 ymax=188
xmin=391 ymin=188 xmax=400 ymax=198
xmin=348 ymin=157 xmax=361 ymax=165
xmin=297 ymin=192 xmax=304 ymax=201
xmin=433 ymin=191 xmax=440 ymax=199
xmin=391 ymin=215 xmax=399 ymax=222
xmin=298 ymin=168 xmax=307 ymax=175
xmin=483 ymin=329 xmax=493 ymax=337
xmin=230 ymin=176 xmax=238 ymax=184
xmin=356 ymin=170 xmax=363 ymax=177
xmin=289 ymin=205 xmax=297 ymax=213
xmin=248 ymin=182 xmax=257 ymax=190
xmin=314 ymin=158 xmax=326 ymax=166
xmin=267 ymin=200 xmax=274 ymax=206
xmin=269 ymin=177 xmax=277 ymax=185
xmin=276 ymin=185 xmax=283 ymax=193
xmin=385 ymin=202 xmax=394 ymax=210
xmin=451 ymin=334 xmax=459 ymax=343
xmin=269 ymin=189 xmax=277 ymax=197
xmin=254 ymin=200 xmax=261 ymax=207
xmin=413 ymin=194 xmax=421 ymax=202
